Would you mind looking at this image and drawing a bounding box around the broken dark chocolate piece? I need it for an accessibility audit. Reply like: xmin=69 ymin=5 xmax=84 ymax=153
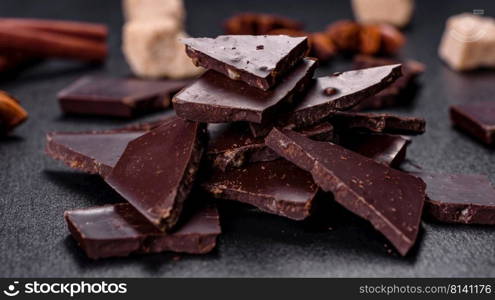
xmin=414 ymin=172 xmax=495 ymax=225
xmin=46 ymin=130 xmax=146 ymax=178
xmin=45 ymin=119 xmax=170 ymax=177
xmin=330 ymin=111 xmax=425 ymax=135
xmin=65 ymin=203 xmax=221 ymax=259
xmin=201 ymin=159 xmax=319 ymax=220
xmin=183 ymin=35 xmax=308 ymax=90
xmin=173 ymin=58 xmax=317 ymax=124
xmin=105 ymin=117 xmax=207 ymax=231
xmin=265 ymin=128 xmax=426 ymax=255
xmin=352 ymin=55 xmax=425 ymax=110
xmin=248 ymin=64 xmax=402 ymax=136
xmin=207 ymin=122 xmax=333 ymax=171
xmin=58 ymin=76 xmax=191 ymax=117
xmin=450 ymin=102 xmax=495 ymax=145
xmin=338 ymin=132 xmax=411 ymax=167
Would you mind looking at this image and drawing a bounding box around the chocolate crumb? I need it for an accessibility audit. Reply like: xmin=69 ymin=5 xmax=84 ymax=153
xmin=256 ymin=45 xmax=264 ymax=50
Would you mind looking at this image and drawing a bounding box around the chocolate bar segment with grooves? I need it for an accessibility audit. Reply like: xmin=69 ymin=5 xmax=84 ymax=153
xmin=173 ymin=58 xmax=317 ymax=124
xmin=339 ymin=133 xmax=411 ymax=167
xmin=450 ymin=102 xmax=495 ymax=145
xmin=201 ymin=159 xmax=319 ymax=220
xmin=45 ymin=119 xmax=169 ymax=177
xmin=412 ymin=172 xmax=495 ymax=225
xmin=265 ymin=128 xmax=426 ymax=255
xmin=58 ymin=76 xmax=191 ymax=117
xmin=65 ymin=204 xmax=221 ymax=259
xmin=329 ymin=111 xmax=425 ymax=135
xmin=248 ymin=64 xmax=402 ymax=137
xmin=183 ymin=35 xmax=308 ymax=90
xmin=207 ymin=122 xmax=333 ymax=171
xmin=105 ymin=117 xmax=207 ymax=231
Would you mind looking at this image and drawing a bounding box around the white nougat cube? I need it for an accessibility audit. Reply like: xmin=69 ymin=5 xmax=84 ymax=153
xmin=439 ymin=13 xmax=495 ymax=71
xmin=352 ymin=0 xmax=414 ymax=28
xmin=123 ymin=20 xmax=203 ymax=79
xmin=123 ymin=0 xmax=185 ymax=24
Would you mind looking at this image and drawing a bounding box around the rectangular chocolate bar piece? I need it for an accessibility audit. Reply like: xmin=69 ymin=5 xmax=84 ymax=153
xmin=58 ymin=76 xmax=191 ymax=117
xmin=265 ymin=128 xmax=426 ymax=255
xmin=45 ymin=119 xmax=169 ymax=177
xmin=248 ymin=64 xmax=402 ymax=136
xmin=105 ymin=117 xmax=207 ymax=231
xmin=183 ymin=35 xmax=309 ymax=90
xmin=450 ymin=102 xmax=495 ymax=145
xmin=201 ymin=159 xmax=319 ymax=221
xmin=338 ymin=132 xmax=411 ymax=167
xmin=173 ymin=58 xmax=317 ymax=124
xmin=413 ymin=172 xmax=495 ymax=225
xmin=65 ymin=204 xmax=221 ymax=259
xmin=207 ymin=122 xmax=333 ymax=171
xmin=329 ymin=111 xmax=425 ymax=135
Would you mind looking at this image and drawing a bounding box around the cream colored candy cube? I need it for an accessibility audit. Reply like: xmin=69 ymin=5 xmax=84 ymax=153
xmin=352 ymin=0 xmax=414 ymax=28
xmin=439 ymin=13 xmax=495 ymax=71
xmin=123 ymin=0 xmax=185 ymax=24
xmin=123 ymin=20 xmax=203 ymax=79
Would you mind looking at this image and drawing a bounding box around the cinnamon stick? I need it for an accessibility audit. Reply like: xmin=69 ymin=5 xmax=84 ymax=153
xmin=0 ymin=18 xmax=107 ymax=41
xmin=0 ymin=26 xmax=107 ymax=62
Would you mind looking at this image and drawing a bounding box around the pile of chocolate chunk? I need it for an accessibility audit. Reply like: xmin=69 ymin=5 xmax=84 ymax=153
xmin=46 ymin=35 xmax=494 ymax=260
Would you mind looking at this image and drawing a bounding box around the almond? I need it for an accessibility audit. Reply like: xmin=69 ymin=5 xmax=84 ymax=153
xmin=0 ymin=90 xmax=28 ymax=134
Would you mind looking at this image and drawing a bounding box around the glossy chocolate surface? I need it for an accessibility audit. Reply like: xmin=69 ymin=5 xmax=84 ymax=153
xmin=265 ymin=128 xmax=426 ymax=255
xmin=58 ymin=76 xmax=190 ymax=117
xmin=413 ymin=172 xmax=495 ymax=225
xmin=45 ymin=119 xmax=170 ymax=177
xmin=248 ymin=64 xmax=402 ymax=136
xmin=352 ymin=56 xmax=425 ymax=110
xmin=450 ymin=102 xmax=495 ymax=145
xmin=46 ymin=130 xmax=145 ymax=177
xmin=184 ymin=35 xmax=308 ymax=90
xmin=201 ymin=159 xmax=319 ymax=220
xmin=173 ymin=58 xmax=317 ymax=123
xmin=105 ymin=117 xmax=207 ymax=231
xmin=339 ymin=133 xmax=411 ymax=167
xmin=65 ymin=204 xmax=221 ymax=259
xmin=207 ymin=122 xmax=333 ymax=170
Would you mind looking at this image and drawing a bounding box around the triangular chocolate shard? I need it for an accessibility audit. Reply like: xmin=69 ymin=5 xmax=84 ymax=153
xmin=105 ymin=117 xmax=207 ymax=231
xmin=249 ymin=64 xmax=403 ymax=136
xmin=265 ymin=128 xmax=426 ymax=256
xmin=183 ymin=35 xmax=309 ymax=90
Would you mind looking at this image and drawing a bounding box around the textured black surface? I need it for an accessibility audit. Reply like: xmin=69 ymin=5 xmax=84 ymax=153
xmin=1 ymin=0 xmax=495 ymax=277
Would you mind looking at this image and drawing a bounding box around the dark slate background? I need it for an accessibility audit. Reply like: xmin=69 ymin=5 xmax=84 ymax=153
xmin=0 ymin=0 xmax=494 ymax=277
